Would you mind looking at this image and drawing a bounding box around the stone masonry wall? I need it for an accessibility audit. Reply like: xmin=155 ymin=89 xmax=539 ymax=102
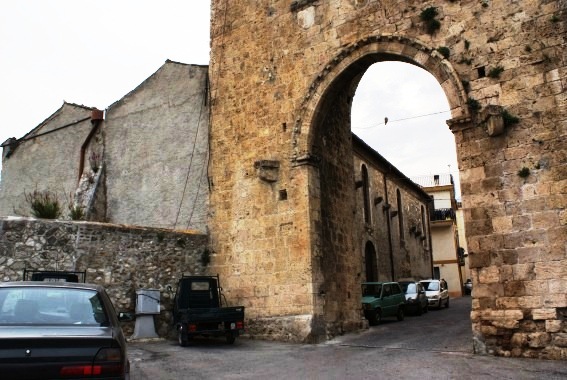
xmin=0 ymin=217 xmax=208 ymax=338
xmin=208 ymin=0 xmax=566 ymax=356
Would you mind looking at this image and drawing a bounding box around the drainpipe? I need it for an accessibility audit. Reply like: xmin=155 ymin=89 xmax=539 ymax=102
xmin=383 ymin=173 xmax=395 ymax=281
xmin=78 ymin=109 xmax=104 ymax=183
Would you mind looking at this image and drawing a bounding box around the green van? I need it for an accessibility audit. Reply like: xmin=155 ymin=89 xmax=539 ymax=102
xmin=361 ymin=282 xmax=406 ymax=325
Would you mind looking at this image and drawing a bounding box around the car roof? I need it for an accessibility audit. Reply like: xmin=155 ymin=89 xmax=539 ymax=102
xmin=362 ymin=281 xmax=399 ymax=285
xmin=0 ymin=281 xmax=104 ymax=291
xmin=420 ymin=279 xmax=439 ymax=282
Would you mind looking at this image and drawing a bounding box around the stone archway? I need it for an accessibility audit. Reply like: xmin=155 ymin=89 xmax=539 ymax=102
xmin=291 ymin=35 xmax=470 ymax=160
xmin=208 ymin=1 xmax=566 ymax=358
xmin=289 ymin=35 xmax=471 ymax=343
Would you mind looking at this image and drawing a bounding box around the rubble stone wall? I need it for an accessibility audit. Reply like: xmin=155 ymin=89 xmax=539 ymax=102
xmin=0 ymin=217 xmax=209 ymax=338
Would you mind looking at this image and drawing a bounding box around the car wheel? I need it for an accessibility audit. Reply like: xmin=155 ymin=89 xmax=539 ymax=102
xmin=226 ymin=333 xmax=236 ymax=344
xmin=396 ymin=307 xmax=404 ymax=321
xmin=178 ymin=327 xmax=188 ymax=347
xmin=445 ymin=297 xmax=450 ymax=308
xmin=367 ymin=309 xmax=381 ymax=325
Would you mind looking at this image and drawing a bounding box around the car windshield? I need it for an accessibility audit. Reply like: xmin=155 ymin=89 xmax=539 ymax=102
xmin=362 ymin=284 xmax=382 ymax=297
xmin=401 ymin=283 xmax=417 ymax=294
xmin=0 ymin=287 xmax=108 ymax=326
xmin=422 ymin=281 xmax=439 ymax=291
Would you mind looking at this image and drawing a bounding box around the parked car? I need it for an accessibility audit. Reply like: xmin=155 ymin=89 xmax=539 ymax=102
xmin=464 ymin=279 xmax=473 ymax=295
xmin=420 ymin=279 xmax=449 ymax=309
xmin=0 ymin=281 xmax=132 ymax=379
xmin=398 ymin=281 xmax=428 ymax=315
xmin=361 ymin=282 xmax=406 ymax=325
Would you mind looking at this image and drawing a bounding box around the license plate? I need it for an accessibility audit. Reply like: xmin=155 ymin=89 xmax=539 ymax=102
xmin=230 ymin=323 xmax=236 ymax=330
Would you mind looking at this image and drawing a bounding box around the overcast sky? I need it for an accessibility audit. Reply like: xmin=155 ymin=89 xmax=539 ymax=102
xmin=0 ymin=0 xmax=459 ymax=196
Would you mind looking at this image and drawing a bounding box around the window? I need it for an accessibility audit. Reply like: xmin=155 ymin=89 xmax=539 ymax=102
xmin=396 ymin=189 xmax=404 ymax=242
xmin=362 ymin=165 xmax=371 ymax=224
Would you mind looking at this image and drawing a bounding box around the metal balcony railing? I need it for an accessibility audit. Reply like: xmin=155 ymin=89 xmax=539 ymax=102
xmin=430 ymin=208 xmax=455 ymax=222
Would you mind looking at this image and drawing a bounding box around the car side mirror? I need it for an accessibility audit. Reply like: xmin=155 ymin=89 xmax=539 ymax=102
xmin=118 ymin=312 xmax=134 ymax=322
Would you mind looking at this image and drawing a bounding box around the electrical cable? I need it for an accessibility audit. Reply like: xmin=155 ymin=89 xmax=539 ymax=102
xmin=353 ymin=109 xmax=451 ymax=130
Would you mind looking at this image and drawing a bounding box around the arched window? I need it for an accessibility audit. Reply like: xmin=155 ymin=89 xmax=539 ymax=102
xmin=364 ymin=241 xmax=377 ymax=282
xmin=421 ymin=205 xmax=427 ymax=245
xmin=397 ymin=189 xmax=404 ymax=242
xmin=362 ymin=164 xmax=371 ymax=224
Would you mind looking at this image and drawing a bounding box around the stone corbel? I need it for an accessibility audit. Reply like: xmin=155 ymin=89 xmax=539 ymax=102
xmin=482 ymin=105 xmax=505 ymax=137
xmin=255 ymin=160 xmax=280 ymax=182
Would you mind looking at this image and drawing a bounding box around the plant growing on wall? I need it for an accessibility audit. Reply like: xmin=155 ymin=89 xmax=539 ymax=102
xmin=420 ymin=7 xmax=441 ymax=35
xmin=24 ymin=189 xmax=62 ymax=219
xmin=437 ymin=46 xmax=450 ymax=59
xmin=89 ymin=151 xmax=102 ymax=173
xmin=488 ymin=66 xmax=504 ymax=78
xmin=467 ymin=97 xmax=481 ymax=112
xmin=517 ymin=167 xmax=530 ymax=178
xmin=502 ymin=110 xmax=520 ymax=127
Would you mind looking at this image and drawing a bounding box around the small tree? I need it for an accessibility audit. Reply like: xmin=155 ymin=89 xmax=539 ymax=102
xmin=24 ymin=189 xmax=62 ymax=219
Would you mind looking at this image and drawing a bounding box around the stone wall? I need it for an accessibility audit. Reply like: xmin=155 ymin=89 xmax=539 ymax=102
xmin=105 ymin=61 xmax=210 ymax=233
xmin=353 ymin=136 xmax=433 ymax=283
xmin=0 ymin=103 xmax=97 ymax=218
xmin=208 ymin=0 xmax=566 ymax=357
xmin=0 ymin=217 xmax=208 ymax=338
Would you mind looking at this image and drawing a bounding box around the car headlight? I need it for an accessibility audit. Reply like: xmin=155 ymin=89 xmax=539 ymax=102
xmin=430 ymin=295 xmax=439 ymax=300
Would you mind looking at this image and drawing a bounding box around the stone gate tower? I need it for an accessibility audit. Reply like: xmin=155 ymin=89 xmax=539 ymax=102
xmin=208 ymin=0 xmax=566 ymax=358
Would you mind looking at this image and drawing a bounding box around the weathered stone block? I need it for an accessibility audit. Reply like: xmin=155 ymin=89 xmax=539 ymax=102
xmin=532 ymin=308 xmax=557 ymax=320
xmin=527 ymin=332 xmax=551 ymax=348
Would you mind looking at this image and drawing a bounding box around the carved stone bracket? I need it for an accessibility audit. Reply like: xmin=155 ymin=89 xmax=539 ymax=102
xmin=255 ymin=160 xmax=280 ymax=182
xmin=482 ymin=105 xmax=505 ymax=137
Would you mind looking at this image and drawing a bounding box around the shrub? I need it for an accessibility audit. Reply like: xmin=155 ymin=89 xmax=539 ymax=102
xmin=502 ymin=110 xmax=520 ymax=127
xmin=437 ymin=47 xmax=450 ymax=59
xmin=467 ymin=97 xmax=481 ymax=112
xmin=420 ymin=7 xmax=441 ymax=35
xmin=488 ymin=66 xmax=504 ymax=78
xmin=517 ymin=167 xmax=530 ymax=178
xmin=24 ymin=189 xmax=62 ymax=219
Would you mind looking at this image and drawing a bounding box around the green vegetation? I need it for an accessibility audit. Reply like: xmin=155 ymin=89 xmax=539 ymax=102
xmin=437 ymin=47 xmax=450 ymax=59
xmin=25 ymin=189 xmax=62 ymax=219
xmin=502 ymin=110 xmax=520 ymax=127
xmin=517 ymin=167 xmax=530 ymax=178
xmin=467 ymin=97 xmax=481 ymax=112
xmin=420 ymin=7 xmax=441 ymax=35
xmin=488 ymin=66 xmax=504 ymax=78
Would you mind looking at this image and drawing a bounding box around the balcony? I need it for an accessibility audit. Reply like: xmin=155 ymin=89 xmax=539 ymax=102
xmin=430 ymin=208 xmax=455 ymax=225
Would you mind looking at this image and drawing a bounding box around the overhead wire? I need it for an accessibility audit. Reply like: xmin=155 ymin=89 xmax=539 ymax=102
xmin=352 ymin=109 xmax=451 ymax=130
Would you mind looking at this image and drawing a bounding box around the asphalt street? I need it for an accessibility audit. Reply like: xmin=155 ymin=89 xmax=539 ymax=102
xmin=128 ymin=297 xmax=567 ymax=379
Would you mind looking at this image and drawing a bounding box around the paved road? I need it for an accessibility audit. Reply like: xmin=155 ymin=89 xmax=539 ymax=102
xmin=128 ymin=297 xmax=566 ymax=379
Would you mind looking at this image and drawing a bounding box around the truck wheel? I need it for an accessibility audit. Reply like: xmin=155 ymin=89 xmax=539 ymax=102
xmin=226 ymin=334 xmax=236 ymax=344
xmin=178 ymin=328 xmax=188 ymax=347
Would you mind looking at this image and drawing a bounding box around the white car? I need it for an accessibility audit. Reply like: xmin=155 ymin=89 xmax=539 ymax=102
xmin=419 ymin=279 xmax=449 ymax=309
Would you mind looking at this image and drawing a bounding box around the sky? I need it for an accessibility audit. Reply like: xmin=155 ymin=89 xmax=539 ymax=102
xmin=0 ymin=0 xmax=459 ymax=196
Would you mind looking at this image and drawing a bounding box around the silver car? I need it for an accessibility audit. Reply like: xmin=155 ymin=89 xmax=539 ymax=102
xmin=419 ymin=279 xmax=449 ymax=309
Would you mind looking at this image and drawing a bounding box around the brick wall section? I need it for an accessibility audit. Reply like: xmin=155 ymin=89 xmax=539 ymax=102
xmin=0 ymin=217 xmax=208 ymax=338
xmin=209 ymin=0 xmax=566 ymax=356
